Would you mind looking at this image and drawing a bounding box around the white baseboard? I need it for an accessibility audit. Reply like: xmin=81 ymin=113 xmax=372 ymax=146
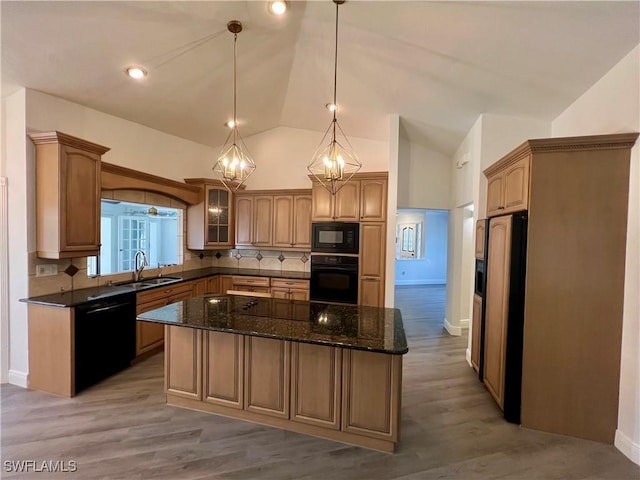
xmin=465 ymin=348 xmax=472 ymax=367
xmin=444 ymin=318 xmax=469 ymax=336
xmin=8 ymin=369 xmax=28 ymax=388
xmin=444 ymin=318 xmax=461 ymax=336
xmin=394 ymin=279 xmax=446 ymax=286
xmin=615 ymin=429 xmax=640 ymax=465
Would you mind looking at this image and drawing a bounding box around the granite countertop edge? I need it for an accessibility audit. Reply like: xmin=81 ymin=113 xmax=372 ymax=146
xmin=137 ymin=317 xmax=409 ymax=355
xmin=20 ymin=267 xmax=311 ymax=307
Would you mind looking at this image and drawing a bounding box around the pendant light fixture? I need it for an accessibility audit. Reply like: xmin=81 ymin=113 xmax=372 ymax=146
xmin=213 ymin=20 xmax=256 ymax=192
xmin=307 ymin=0 xmax=361 ymax=196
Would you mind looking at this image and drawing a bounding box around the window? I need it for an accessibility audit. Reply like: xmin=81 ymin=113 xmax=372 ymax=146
xmin=87 ymin=200 xmax=182 ymax=276
xmin=396 ymin=222 xmax=422 ymax=259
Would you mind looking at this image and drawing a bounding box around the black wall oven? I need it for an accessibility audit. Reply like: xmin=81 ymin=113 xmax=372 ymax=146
xmin=310 ymin=255 xmax=359 ymax=305
xmin=311 ymin=222 xmax=359 ymax=254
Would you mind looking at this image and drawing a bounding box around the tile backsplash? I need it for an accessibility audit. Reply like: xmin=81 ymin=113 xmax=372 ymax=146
xmin=28 ymin=249 xmax=310 ymax=297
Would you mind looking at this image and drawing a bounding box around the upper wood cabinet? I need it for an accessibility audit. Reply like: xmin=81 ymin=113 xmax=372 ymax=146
xmin=311 ymin=173 xmax=388 ymax=222
xmin=234 ymin=194 xmax=273 ymax=247
xmin=311 ymin=181 xmax=360 ymax=221
xmin=360 ymin=179 xmax=387 ymax=222
xmin=185 ymin=179 xmax=235 ymax=249
xmin=484 ymin=155 xmax=530 ymax=217
xmin=29 ymin=131 xmax=110 ymax=259
xmin=235 ymin=190 xmax=311 ymax=250
xmin=273 ymin=194 xmax=312 ymax=249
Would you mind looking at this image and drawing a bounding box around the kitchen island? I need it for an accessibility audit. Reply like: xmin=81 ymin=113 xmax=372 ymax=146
xmin=138 ymin=294 xmax=408 ymax=453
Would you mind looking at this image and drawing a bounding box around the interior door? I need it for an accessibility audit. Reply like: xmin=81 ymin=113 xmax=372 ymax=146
xmin=483 ymin=215 xmax=512 ymax=409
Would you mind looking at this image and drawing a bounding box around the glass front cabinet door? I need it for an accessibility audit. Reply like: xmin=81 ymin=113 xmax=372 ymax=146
xmin=185 ymin=180 xmax=235 ymax=250
xmin=206 ymin=187 xmax=230 ymax=245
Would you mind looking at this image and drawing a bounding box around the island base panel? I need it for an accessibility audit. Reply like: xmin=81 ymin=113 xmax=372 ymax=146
xmin=167 ymin=394 xmax=396 ymax=453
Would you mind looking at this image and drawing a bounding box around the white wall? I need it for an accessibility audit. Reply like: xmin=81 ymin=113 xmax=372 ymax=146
xmin=397 ymin=133 xmax=451 ymax=210
xmin=4 ymin=89 xmax=31 ymax=386
xmin=395 ymin=210 xmax=448 ymax=285
xmin=239 ymin=126 xmax=389 ymax=190
xmin=1 ymin=96 xmax=9 ymax=383
xmin=551 ymin=45 xmax=640 ymax=465
xmin=385 ymin=115 xmax=401 ymax=308
xmin=26 ymin=90 xmax=214 ymax=182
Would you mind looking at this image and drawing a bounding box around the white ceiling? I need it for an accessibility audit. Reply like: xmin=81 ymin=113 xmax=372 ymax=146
xmin=2 ymin=1 xmax=639 ymax=154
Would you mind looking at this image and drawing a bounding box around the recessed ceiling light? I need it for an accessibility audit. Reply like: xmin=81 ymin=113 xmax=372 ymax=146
xmin=269 ymin=1 xmax=287 ymax=15
xmin=326 ymin=103 xmax=338 ymax=112
xmin=125 ymin=66 xmax=147 ymax=79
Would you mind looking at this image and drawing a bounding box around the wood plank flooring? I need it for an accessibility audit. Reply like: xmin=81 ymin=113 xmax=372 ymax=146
xmin=2 ymin=284 xmax=638 ymax=479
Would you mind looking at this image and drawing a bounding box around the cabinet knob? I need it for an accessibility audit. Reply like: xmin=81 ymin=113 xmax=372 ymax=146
xmin=497 ymin=206 xmax=505 ymax=210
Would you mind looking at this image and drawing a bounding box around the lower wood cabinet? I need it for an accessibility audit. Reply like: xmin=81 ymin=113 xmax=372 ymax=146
xmin=244 ymin=337 xmax=290 ymax=419
xmin=341 ymin=349 xmax=402 ymax=442
xmin=203 ymin=331 xmax=244 ymax=409
xmin=291 ymin=343 xmax=341 ymax=430
xmin=165 ymin=326 xmax=202 ymax=400
xmin=136 ymin=282 xmax=193 ymax=357
xmin=164 ymin=327 xmax=403 ymax=452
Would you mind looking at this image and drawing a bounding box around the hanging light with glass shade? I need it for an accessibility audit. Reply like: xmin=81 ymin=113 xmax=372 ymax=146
xmin=307 ymin=0 xmax=361 ymax=195
xmin=212 ymin=20 xmax=256 ymax=192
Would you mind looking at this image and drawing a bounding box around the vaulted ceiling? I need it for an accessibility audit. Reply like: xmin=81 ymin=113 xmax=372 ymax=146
xmin=2 ymin=1 xmax=638 ymax=155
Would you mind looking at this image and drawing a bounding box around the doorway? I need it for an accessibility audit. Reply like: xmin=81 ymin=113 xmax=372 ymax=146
xmin=394 ymin=209 xmax=449 ymax=337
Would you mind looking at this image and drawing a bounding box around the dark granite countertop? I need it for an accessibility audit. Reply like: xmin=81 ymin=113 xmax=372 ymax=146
xmin=137 ymin=294 xmax=408 ymax=355
xmin=20 ymin=268 xmax=310 ymax=307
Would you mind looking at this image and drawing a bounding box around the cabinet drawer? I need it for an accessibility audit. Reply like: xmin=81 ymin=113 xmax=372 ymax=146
xmin=136 ymin=290 xmax=193 ymax=315
xmin=231 ymin=276 xmax=270 ymax=288
xmin=271 ymin=278 xmax=309 ymax=290
xmin=136 ymin=282 xmax=193 ymax=307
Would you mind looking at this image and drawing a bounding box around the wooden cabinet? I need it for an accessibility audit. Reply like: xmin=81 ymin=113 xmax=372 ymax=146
xmin=311 ymin=173 xmax=388 ymax=222
xmin=203 ymin=331 xmax=244 ymax=409
xmin=475 ymin=219 xmax=486 ymax=260
xmin=236 ymin=190 xmax=311 ymax=249
xmin=359 ymin=223 xmax=386 ymax=307
xmin=234 ymin=195 xmax=253 ymax=246
xmin=271 ymin=278 xmax=309 ymax=301
xmin=231 ymin=276 xmax=271 ymax=294
xmin=485 ymin=155 xmax=530 ymax=217
xmin=341 ymin=349 xmax=402 ymax=442
xmin=192 ymin=278 xmax=207 ymax=297
xmin=135 ymin=282 xmax=193 ymax=357
xmin=165 ymin=326 xmax=202 ymax=400
xmin=244 ymin=336 xmax=290 ymax=419
xmin=291 ymin=343 xmax=341 ymax=429
xmin=360 ymin=179 xmax=387 ymax=222
xmin=253 ymin=196 xmax=273 ymax=246
xmin=471 ymin=294 xmax=483 ymax=372
xmin=220 ymin=275 xmax=234 ymax=294
xmin=311 ymin=181 xmax=359 ymax=221
xmin=29 ymin=131 xmax=109 ymax=259
xmin=164 ymin=326 xmax=403 ymax=452
xmin=207 ymin=276 xmax=220 ymax=294
xmin=292 ymin=195 xmax=312 ymax=248
xmin=483 ymin=216 xmax=512 ymax=408
xmin=185 ymin=179 xmax=234 ymax=249
xmin=272 ymin=194 xmax=312 ymax=249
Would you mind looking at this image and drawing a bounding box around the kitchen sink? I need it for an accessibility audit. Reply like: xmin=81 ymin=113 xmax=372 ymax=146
xmin=141 ymin=277 xmax=182 ymax=285
xmin=115 ymin=277 xmax=182 ymax=290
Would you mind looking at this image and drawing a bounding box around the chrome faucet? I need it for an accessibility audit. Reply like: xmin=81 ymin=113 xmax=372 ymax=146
xmin=133 ymin=250 xmax=148 ymax=281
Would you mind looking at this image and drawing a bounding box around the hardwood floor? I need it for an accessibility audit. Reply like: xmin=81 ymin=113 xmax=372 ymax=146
xmin=2 ymin=284 xmax=638 ymax=479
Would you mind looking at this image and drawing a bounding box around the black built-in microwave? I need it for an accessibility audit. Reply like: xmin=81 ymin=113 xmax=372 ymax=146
xmin=311 ymin=222 xmax=359 ymax=254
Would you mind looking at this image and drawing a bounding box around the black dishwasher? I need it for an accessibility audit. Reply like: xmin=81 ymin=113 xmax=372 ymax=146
xmin=74 ymin=293 xmax=136 ymax=393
